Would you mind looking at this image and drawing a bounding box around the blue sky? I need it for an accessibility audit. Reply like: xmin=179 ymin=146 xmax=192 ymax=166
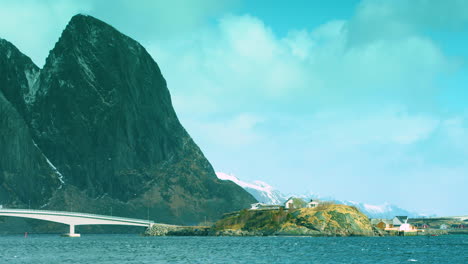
xmin=1 ymin=0 xmax=467 ymax=216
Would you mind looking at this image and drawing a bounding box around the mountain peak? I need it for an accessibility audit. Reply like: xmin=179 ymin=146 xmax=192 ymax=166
xmin=42 ymin=12 xmax=147 ymax=83
xmin=67 ymin=14 xmax=111 ymax=30
xmin=59 ymin=13 xmax=129 ymax=46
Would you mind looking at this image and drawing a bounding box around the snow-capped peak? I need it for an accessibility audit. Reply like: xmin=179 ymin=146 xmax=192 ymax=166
xmin=216 ymin=172 xmax=273 ymax=193
xmin=216 ymin=172 xmax=285 ymax=205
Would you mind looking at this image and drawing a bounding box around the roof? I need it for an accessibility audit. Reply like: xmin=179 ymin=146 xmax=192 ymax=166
xmin=371 ymin=219 xmax=393 ymax=225
xmin=394 ymin=216 xmax=408 ymax=222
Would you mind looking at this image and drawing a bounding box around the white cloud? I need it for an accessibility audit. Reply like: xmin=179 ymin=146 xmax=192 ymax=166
xmin=307 ymin=108 xmax=440 ymax=147
xmin=441 ymin=116 xmax=468 ymax=153
xmin=147 ymin=13 xmax=453 ymax=119
xmin=0 ymin=0 xmax=91 ymax=66
xmin=147 ymin=14 xmax=319 ymax=116
xmin=0 ymin=0 xmax=237 ymax=67
xmin=87 ymin=0 xmax=238 ymax=40
xmin=182 ymin=113 xmax=264 ymax=149
xmin=348 ymin=0 xmax=468 ymax=46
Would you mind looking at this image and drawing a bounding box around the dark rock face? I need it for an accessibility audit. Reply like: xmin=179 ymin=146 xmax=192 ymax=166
xmin=0 ymin=39 xmax=61 ymax=208
xmin=0 ymin=38 xmax=39 ymax=119
xmin=0 ymin=15 xmax=255 ymax=230
xmin=0 ymin=92 xmax=61 ymax=208
xmin=30 ymin=15 xmax=181 ymax=201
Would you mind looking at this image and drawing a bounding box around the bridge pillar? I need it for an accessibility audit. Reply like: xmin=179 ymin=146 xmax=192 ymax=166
xmin=62 ymin=224 xmax=80 ymax=237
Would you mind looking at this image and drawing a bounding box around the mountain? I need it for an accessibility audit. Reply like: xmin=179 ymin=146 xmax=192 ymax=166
xmin=339 ymin=201 xmax=421 ymax=219
xmin=0 ymin=15 xmax=255 ymax=232
xmin=216 ymin=172 xmax=421 ymax=219
xmin=216 ymin=172 xmax=285 ymax=204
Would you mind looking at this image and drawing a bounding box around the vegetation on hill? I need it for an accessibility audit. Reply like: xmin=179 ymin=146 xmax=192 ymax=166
xmin=211 ymin=203 xmax=375 ymax=236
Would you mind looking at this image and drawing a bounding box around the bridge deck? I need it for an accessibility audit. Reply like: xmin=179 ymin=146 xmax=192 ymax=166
xmin=0 ymin=208 xmax=155 ymax=226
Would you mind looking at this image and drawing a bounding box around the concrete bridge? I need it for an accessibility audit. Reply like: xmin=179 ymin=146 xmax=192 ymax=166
xmin=0 ymin=208 xmax=154 ymax=237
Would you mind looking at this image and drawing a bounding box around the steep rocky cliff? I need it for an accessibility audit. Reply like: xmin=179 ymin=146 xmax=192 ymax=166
xmin=0 ymin=15 xmax=255 ymax=231
xmin=0 ymin=39 xmax=61 ymax=209
xmin=0 ymin=92 xmax=62 ymax=208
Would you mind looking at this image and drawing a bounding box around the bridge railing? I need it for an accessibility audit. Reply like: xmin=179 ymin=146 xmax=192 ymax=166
xmin=0 ymin=208 xmax=154 ymax=224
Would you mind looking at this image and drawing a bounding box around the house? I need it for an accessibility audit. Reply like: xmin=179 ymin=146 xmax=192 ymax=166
xmin=284 ymin=197 xmax=307 ymax=209
xmin=392 ymin=216 xmax=408 ymax=227
xmin=421 ymin=224 xmax=429 ymax=229
xmin=371 ymin=219 xmax=393 ymax=230
xmin=307 ymin=199 xmax=319 ymax=208
xmin=440 ymin=224 xmax=448 ymax=230
xmin=250 ymin=203 xmax=281 ymax=210
xmin=399 ymin=223 xmax=416 ymax=231
xmin=413 ymin=223 xmax=429 ymax=229
xmin=284 ymin=197 xmax=295 ymax=209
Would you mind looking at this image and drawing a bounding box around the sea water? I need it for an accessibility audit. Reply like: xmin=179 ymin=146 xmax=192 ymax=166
xmin=0 ymin=234 xmax=466 ymax=263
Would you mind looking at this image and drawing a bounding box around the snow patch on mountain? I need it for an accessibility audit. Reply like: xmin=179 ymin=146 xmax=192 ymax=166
xmin=32 ymin=139 xmax=64 ymax=188
xmin=24 ymin=69 xmax=40 ymax=104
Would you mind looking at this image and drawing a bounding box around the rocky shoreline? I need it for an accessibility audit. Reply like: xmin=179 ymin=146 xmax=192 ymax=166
xmin=143 ymin=224 xmax=456 ymax=237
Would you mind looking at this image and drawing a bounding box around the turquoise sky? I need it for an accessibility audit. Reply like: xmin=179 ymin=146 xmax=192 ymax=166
xmin=1 ymin=0 xmax=467 ymax=216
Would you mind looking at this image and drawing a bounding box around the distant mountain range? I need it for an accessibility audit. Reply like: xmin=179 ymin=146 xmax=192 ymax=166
xmin=216 ymin=172 xmax=424 ymax=219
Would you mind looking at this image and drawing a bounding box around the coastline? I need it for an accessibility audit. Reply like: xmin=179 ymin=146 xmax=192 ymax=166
xmin=144 ymin=204 xmax=466 ymax=237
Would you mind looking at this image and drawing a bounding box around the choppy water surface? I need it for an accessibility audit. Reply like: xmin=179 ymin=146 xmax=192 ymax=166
xmin=0 ymin=234 xmax=466 ymax=263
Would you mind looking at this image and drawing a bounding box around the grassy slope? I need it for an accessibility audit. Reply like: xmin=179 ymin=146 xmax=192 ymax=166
xmin=213 ymin=204 xmax=374 ymax=236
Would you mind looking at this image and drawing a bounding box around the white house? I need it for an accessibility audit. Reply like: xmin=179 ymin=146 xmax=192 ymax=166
xmin=284 ymin=197 xmax=295 ymax=209
xmin=307 ymin=200 xmax=319 ymax=208
xmin=398 ymin=223 xmax=413 ymax=231
xmin=284 ymin=197 xmax=308 ymax=209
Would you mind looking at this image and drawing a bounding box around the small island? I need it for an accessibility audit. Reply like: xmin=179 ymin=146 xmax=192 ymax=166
xmin=211 ymin=202 xmax=375 ymax=236
xmin=145 ymin=200 xmax=377 ymax=237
